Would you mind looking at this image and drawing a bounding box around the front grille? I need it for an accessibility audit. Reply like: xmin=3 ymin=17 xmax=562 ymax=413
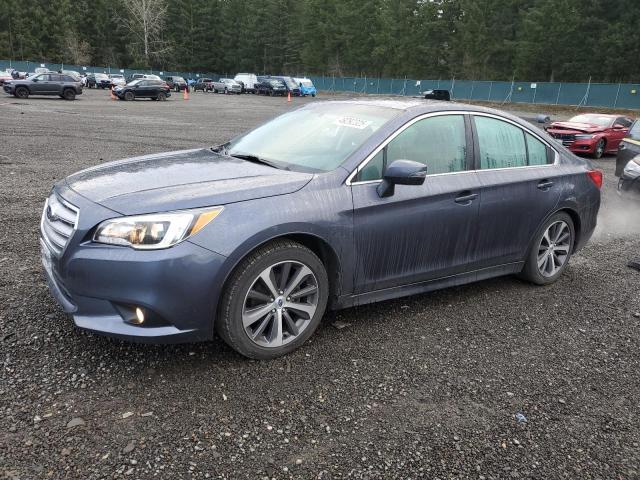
xmin=41 ymin=194 xmax=79 ymax=256
xmin=550 ymin=132 xmax=575 ymax=146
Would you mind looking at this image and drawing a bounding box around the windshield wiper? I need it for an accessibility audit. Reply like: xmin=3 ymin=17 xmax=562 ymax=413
xmin=230 ymin=153 xmax=283 ymax=170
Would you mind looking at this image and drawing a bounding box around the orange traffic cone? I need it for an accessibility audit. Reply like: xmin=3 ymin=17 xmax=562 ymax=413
xmin=183 ymin=86 xmax=189 ymax=100
xmin=287 ymin=91 xmax=291 ymax=102
xmin=110 ymin=86 xmax=117 ymax=100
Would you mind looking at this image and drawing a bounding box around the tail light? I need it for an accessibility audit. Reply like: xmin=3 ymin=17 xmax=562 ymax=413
xmin=586 ymin=169 xmax=603 ymax=189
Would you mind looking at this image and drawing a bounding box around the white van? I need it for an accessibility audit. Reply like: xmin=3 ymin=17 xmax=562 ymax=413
xmin=234 ymin=73 xmax=258 ymax=93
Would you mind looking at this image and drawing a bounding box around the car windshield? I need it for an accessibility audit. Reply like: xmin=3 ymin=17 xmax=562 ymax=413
xmin=629 ymin=121 xmax=640 ymax=141
xmin=224 ymin=104 xmax=400 ymax=173
xmin=127 ymin=79 xmax=143 ymax=86
xmin=111 ymin=75 xmax=123 ymax=78
xmin=269 ymin=80 xmax=284 ymax=87
xmin=569 ymin=114 xmax=613 ymax=127
xmin=174 ymin=77 xmax=185 ymax=82
xmin=300 ymin=80 xmax=313 ymax=87
xmin=95 ymin=74 xmax=108 ymax=80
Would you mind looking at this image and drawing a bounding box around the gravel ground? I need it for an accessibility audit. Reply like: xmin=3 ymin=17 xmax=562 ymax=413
xmin=1 ymin=90 xmax=639 ymax=479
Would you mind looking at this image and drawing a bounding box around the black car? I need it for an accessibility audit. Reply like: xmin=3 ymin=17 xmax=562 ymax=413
xmin=3 ymin=72 xmax=83 ymax=100
xmin=255 ymin=77 xmax=287 ymax=96
xmin=87 ymin=73 xmax=111 ymax=89
xmin=164 ymin=76 xmax=187 ymax=92
xmin=616 ymin=120 xmax=640 ymax=200
xmin=424 ymin=89 xmax=451 ymax=101
xmin=193 ymin=78 xmax=214 ymax=92
xmin=271 ymin=76 xmax=301 ymax=96
xmin=113 ymin=79 xmax=171 ymax=101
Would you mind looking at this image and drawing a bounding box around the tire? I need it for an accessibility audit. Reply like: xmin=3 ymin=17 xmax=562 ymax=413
xmin=62 ymin=89 xmax=76 ymax=100
xmin=519 ymin=212 xmax=575 ymax=286
xmin=593 ymin=138 xmax=606 ymax=159
xmin=157 ymin=91 xmax=167 ymax=101
xmin=124 ymin=91 xmax=135 ymax=101
xmin=312 ymin=93 xmax=316 ymax=97
xmin=14 ymin=86 xmax=29 ymax=99
xmin=217 ymin=240 xmax=329 ymax=360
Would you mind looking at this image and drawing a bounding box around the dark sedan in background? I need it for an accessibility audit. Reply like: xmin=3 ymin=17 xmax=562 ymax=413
xmin=40 ymin=100 xmax=601 ymax=359
xmin=546 ymin=113 xmax=633 ymax=158
xmin=113 ymin=79 xmax=171 ymax=101
xmin=255 ymin=77 xmax=287 ymax=96
xmin=616 ymin=120 xmax=640 ymax=199
xmin=3 ymin=72 xmax=83 ymax=100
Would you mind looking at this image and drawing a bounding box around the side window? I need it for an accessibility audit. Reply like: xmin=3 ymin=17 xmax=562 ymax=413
xmin=616 ymin=117 xmax=632 ymax=128
xmin=36 ymin=74 xmax=49 ymax=81
xmin=474 ymin=116 xmax=527 ymax=169
xmin=526 ymin=133 xmax=552 ymax=166
xmin=49 ymin=74 xmax=62 ymax=82
xmin=386 ymin=115 xmax=467 ymax=174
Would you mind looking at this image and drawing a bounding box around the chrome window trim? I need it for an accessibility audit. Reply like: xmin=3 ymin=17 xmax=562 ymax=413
xmin=346 ymin=110 xmax=559 ymax=186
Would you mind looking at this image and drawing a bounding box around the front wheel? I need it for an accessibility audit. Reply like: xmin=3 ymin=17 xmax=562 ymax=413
xmin=519 ymin=212 xmax=575 ymax=285
xmin=216 ymin=240 xmax=329 ymax=360
xmin=124 ymin=91 xmax=135 ymax=101
xmin=593 ymin=138 xmax=606 ymax=159
xmin=14 ymin=86 xmax=29 ymax=99
xmin=62 ymin=89 xmax=76 ymax=100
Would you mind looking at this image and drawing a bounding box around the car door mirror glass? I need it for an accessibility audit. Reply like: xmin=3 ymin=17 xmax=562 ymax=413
xmin=377 ymin=159 xmax=427 ymax=198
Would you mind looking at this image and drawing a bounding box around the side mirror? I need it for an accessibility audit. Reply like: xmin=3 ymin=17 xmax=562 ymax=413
xmin=377 ymin=160 xmax=427 ymax=198
xmin=32 ymin=78 xmax=38 ymax=82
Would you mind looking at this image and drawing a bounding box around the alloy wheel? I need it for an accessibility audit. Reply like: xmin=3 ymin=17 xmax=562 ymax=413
xmin=242 ymin=261 xmax=319 ymax=348
xmin=595 ymin=139 xmax=605 ymax=158
xmin=537 ymin=220 xmax=571 ymax=277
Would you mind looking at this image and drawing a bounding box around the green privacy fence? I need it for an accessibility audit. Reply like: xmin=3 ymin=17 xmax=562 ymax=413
xmin=307 ymin=76 xmax=640 ymax=110
xmin=2 ymin=59 xmax=639 ymax=109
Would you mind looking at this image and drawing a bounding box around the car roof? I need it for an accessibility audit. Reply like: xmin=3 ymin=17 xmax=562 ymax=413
xmin=571 ymin=113 xmax=618 ymax=118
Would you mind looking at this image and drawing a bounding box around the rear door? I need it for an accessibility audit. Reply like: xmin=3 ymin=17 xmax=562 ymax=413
xmin=471 ymin=114 xmax=562 ymax=268
xmin=351 ymin=113 xmax=483 ymax=293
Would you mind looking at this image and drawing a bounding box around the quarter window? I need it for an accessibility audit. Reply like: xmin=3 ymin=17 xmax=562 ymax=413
xmin=526 ymin=133 xmax=551 ymax=166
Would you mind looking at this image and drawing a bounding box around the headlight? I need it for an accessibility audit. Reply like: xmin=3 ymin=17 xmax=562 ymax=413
xmin=623 ymin=159 xmax=640 ymax=179
xmin=575 ymin=134 xmax=595 ymax=139
xmin=93 ymin=207 xmax=223 ymax=249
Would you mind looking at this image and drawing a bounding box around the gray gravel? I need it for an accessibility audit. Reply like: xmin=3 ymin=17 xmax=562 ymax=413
xmin=1 ymin=90 xmax=639 ymax=479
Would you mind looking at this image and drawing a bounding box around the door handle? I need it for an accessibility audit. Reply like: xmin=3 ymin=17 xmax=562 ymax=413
xmin=537 ymin=180 xmax=554 ymax=190
xmin=454 ymin=191 xmax=478 ymax=205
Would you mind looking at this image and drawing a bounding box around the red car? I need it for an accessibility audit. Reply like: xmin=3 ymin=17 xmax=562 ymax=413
xmin=546 ymin=113 xmax=634 ymax=158
xmin=0 ymin=70 xmax=13 ymax=85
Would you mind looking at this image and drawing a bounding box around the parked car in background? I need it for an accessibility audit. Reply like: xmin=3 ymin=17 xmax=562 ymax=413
xmin=109 ymin=74 xmax=126 ymax=87
xmin=423 ymin=89 xmax=451 ymax=101
xmin=212 ymin=78 xmax=242 ymax=94
xmin=61 ymin=70 xmax=81 ymax=80
xmin=255 ymin=77 xmax=287 ymax=96
xmin=0 ymin=71 xmax=12 ymax=85
xmin=294 ymin=77 xmax=317 ymax=97
xmin=234 ymin=73 xmax=258 ymax=93
xmin=194 ymin=78 xmax=214 ymax=92
xmin=164 ymin=76 xmax=187 ymax=92
xmin=87 ymin=73 xmax=111 ymax=89
xmin=271 ymin=76 xmax=301 ymax=96
xmin=114 ymin=79 xmax=171 ymax=101
xmin=129 ymin=73 xmax=161 ymax=82
xmin=616 ymin=120 xmax=640 ymax=178
xmin=546 ymin=114 xmax=633 ymax=158
xmin=34 ymin=67 xmax=50 ymax=74
xmin=3 ymin=72 xmax=82 ymax=100
xmin=40 ymin=99 xmax=602 ymax=359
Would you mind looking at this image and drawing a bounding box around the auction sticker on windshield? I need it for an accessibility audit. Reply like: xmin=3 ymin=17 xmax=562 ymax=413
xmin=334 ymin=117 xmax=372 ymax=129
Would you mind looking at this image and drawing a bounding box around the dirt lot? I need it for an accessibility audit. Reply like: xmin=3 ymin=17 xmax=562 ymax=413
xmin=1 ymin=89 xmax=639 ymax=479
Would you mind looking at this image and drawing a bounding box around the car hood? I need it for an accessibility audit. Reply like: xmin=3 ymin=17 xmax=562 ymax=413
xmin=63 ymin=148 xmax=313 ymax=215
xmin=547 ymin=121 xmax=605 ymax=134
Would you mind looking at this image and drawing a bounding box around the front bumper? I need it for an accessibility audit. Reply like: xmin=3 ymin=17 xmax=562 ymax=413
xmin=567 ymin=140 xmax=597 ymax=154
xmin=41 ymin=187 xmax=228 ymax=343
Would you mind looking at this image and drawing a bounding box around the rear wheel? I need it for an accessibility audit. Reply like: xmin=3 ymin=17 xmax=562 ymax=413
xmin=14 ymin=86 xmax=29 ymax=99
xmin=62 ymin=88 xmax=76 ymax=100
xmin=217 ymin=240 xmax=329 ymax=360
xmin=124 ymin=91 xmax=135 ymax=101
xmin=593 ymin=138 xmax=606 ymax=159
xmin=157 ymin=91 xmax=167 ymax=101
xmin=519 ymin=212 xmax=575 ymax=285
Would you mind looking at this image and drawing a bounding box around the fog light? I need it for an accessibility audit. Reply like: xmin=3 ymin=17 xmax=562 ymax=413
xmin=133 ymin=307 xmax=145 ymax=325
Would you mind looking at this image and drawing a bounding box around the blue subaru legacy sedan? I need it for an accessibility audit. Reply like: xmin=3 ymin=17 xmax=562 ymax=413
xmin=41 ymin=99 xmax=602 ymax=359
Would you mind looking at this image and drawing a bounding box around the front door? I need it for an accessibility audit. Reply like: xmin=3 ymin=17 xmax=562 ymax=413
xmin=351 ymin=113 xmax=482 ymax=293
